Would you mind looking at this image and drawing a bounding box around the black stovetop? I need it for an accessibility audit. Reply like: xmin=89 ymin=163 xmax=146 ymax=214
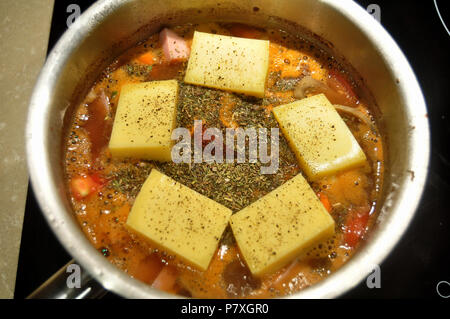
xmin=14 ymin=0 xmax=450 ymax=299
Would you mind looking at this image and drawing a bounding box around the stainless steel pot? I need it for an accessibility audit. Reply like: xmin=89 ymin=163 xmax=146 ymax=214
xmin=26 ymin=0 xmax=430 ymax=298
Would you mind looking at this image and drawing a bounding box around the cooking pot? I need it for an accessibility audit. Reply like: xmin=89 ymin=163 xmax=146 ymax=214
xmin=26 ymin=0 xmax=430 ymax=298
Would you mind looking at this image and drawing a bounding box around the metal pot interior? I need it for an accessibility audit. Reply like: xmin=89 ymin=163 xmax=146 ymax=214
xmin=26 ymin=0 xmax=429 ymax=298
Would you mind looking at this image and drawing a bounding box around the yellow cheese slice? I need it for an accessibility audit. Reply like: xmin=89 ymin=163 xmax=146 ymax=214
xmin=109 ymin=80 xmax=178 ymax=161
xmin=126 ymin=169 xmax=232 ymax=271
xmin=230 ymin=173 xmax=335 ymax=276
xmin=272 ymin=94 xmax=366 ymax=181
xmin=184 ymin=31 xmax=269 ymax=97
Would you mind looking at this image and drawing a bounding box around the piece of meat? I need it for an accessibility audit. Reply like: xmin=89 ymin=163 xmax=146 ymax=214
xmin=159 ymin=28 xmax=190 ymax=62
xmin=83 ymin=90 xmax=112 ymax=160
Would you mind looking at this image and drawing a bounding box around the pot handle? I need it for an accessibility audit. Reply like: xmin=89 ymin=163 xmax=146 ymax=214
xmin=27 ymin=259 xmax=108 ymax=299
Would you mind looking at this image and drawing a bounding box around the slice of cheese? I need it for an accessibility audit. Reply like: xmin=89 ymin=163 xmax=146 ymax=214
xmin=108 ymin=80 xmax=178 ymax=161
xmin=184 ymin=31 xmax=269 ymax=98
xmin=230 ymin=173 xmax=335 ymax=276
xmin=272 ymin=94 xmax=366 ymax=181
xmin=126 ymin=169 xmax=232 ymax=271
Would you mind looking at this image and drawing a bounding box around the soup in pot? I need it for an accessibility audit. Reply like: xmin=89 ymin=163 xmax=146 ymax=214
xmin=63 ymin=22 xmax=385 ymax=298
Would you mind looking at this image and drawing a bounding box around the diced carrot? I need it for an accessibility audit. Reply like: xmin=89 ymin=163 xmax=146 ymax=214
xmin=317 ymin=192 xmax=332 ymax=213
xmin=159 ymin=28 xmax=190 ymax=62
xmin=186 ymin=118 xmax=204 ymax=137
xmin=229 ymin=23 xmax=264 ymax=39
xmin=137 ymin=51 xmax=155 ymax=65
xmin=151 ymin=265 xmax=178 ymax=294
xmin=270 ymin=44 xmax=304 ymax=78
xmin=320 ymin=170 xmax=369 ymax=207
xmin=188 ymin=125 xmax=195 ymax=137
xmin=70 ymin=174 xmax=104 ymax=200
xmin=219 ymin=94 xmax=238 ymax=128
xmin=344 ymin=207 xmax=370 ymax=248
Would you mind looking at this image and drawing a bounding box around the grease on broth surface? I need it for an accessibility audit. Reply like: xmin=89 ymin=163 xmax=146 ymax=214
xmin=63 ymin=22 xmax=384 ymax=298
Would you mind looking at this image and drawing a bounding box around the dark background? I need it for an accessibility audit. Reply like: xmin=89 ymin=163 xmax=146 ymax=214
xmin=14 ymin=0 xmax=450 ymax=299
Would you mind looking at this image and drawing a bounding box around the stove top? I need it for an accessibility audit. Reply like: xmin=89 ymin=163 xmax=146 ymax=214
xmin=14 ymin=0 xmax=450 ymax=299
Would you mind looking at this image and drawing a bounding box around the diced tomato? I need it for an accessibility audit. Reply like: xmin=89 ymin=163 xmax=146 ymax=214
xmin=90 ymin=173 xmax=106 ymax=186
xmin=317 ymin=192 xmax=332 ymax=213
xmin=70 ymin=173 xmax=105 ymax=200
xmin=328 ymin=70 xmax=357 ymax=98
xmin=151 ymin=265 xmax=178 ymax=293
xmin=229 ymin=24 xmax=264 ymax=39
xmin=159 ymin=28 xmax=190 ymax=62
xmin=83 ymin=91 xmax=112 ymax=160
xmin=344 ymin=207 xmax=370 ymax=248
xmin=189 ymin=121 xmax=227 ymax=157
xmin=201 ymin=128 xmax=216 ymax=150
xmin=327 ymin=70 xmax=359 ymax=107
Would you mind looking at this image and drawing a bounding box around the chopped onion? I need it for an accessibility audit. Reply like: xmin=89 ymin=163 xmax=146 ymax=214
xmin=272 ymin=259 xmax=299 ymax=286
xmin=294 ymin=75 xmax=360 ymax=107
xmin=293 ymin=76 xmax=329 ymax=99
xmin=85 ymin=89 xmax=97 ymax=104
xmin=333 ymin=104 xmax=373 ymax=128
xmin=294 ymin=76 xmax=374 ymax=127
